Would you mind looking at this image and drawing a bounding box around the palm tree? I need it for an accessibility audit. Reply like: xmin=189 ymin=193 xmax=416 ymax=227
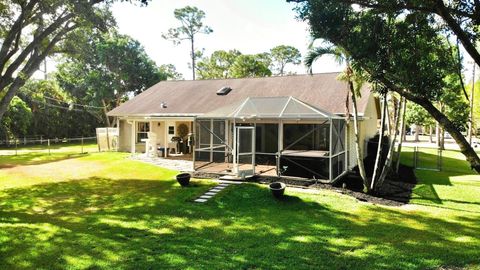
xmin=304 ymin=45 xmax=371 ymax=192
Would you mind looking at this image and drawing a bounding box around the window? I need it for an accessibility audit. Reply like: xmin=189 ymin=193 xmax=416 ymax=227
xmin=168 ymin=126 xmax=175 ymax=135
xmin=137 ymin=122 xmax=150 ymax=143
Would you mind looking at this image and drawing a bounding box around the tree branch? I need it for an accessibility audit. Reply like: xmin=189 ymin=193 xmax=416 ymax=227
xmin=0 ymin=0 xmax=40 ymax=73
xmin=1 ymin=12 xmax=74 ymax=83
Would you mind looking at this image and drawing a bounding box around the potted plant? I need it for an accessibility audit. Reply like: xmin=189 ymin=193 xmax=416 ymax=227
xmin=269 ymin=182 xmax=286 ymax=199
xmin=176 ymin=173 xmax=191 ymax=187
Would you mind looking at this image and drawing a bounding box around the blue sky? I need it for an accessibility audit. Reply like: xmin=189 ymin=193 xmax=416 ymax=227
xmin=111 ymin=0 xmax=343 ymax=79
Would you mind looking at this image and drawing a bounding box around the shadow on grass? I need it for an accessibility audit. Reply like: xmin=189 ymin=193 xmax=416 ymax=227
xmin=0 ymin=178 xmax=479 ymax=269
xmin=400 ymin=150 xmax=480 ymax=211
xmin=0 ymin=152 xmax=90 ymax=168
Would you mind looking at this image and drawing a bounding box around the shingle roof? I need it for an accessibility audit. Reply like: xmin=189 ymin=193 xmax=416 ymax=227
xmin=107 ymin=72 xmax=372 ymax=117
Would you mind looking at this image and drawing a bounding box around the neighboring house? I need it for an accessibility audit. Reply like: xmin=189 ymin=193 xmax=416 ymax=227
xmin=107 ymin=73 xmax=379 ymax=182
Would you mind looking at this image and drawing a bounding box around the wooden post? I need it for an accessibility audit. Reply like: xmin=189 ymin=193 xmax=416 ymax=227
xmin=40 ymin=135 xmax=43 ymax=145
xmin=81 ymin=137 xmax=84 ymax=154
xmin=48 ymin=139 xmax=51 ymax=155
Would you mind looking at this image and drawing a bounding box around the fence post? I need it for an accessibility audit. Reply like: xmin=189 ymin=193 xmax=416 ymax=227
xmin=81 ymin=137 xmax=84 ymax=154
xmin=48 ymin=139 xmax=51 ymax=155
xmin=40 ymin=135 xmax=43 ymax=145
xmin=23 ymin=136 xmax=26 ymax=145
xmin=439 ymin=148 xmax=443 ymax=171
xmin=15 ymin=139 xmax=18 ymax=156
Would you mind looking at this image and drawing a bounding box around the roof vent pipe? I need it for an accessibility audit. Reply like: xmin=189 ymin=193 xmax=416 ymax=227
xmin=217 ymin=86 xmax=232 ymax=96
xmin=160 ymin=102 xmax=167 ymax=108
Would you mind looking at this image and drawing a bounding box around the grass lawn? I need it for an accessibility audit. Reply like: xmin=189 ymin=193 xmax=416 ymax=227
xmin=0 ymin=149 xmax=479 ymax=269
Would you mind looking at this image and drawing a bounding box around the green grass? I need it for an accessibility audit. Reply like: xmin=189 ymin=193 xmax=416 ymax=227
xmin=401 ymin=147 xmax=480 ymax=213
xmin=0 ymin=148 xmax=479 ymax=269
xmin=0 ymin=142 xmax=99 ymax=168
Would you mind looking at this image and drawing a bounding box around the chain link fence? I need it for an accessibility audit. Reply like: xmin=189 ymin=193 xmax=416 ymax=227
xmin=0 ymin=136 xmax=100 ymax=156
xmin=402 ymin=146 xmax=443 ymax=171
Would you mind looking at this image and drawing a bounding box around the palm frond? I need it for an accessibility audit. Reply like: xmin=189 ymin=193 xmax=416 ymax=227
xmin=304 ymin=46 xmax=345 ymax=74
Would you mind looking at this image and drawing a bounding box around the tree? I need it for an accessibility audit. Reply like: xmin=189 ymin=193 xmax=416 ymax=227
xmin=159 ymin=64 xmax=183 ymax=80
xmin=0 ymin=96 xmax=32 ymax=139
xmin=294 ymin=1 xmax=480 ymax=172
xmin=162 ymin=6 xmax=213 ymax=80
xmin=230 ymin=54 xmax=272 ymax=78
xmin=270 ymin=45 xmax=301 ymax=76
xmin=288 ymin=0 xmax=480 ymax=67
xmin=56 ymin=33 xmax=165 ymax=126
xmin=405 ymin=103 xmax=435 ymax=142
xmin=197 ymin=51 xmax=273 ymax=79
xmin=0 ymin=0 xmax=148 ymax=122
xmin=196 ymin=50 xmax=241 ymax=79
xmin=305 ymin=45 xmax=370 ymax=191
xmin=16 ymin=79 xmax=101 ymax=138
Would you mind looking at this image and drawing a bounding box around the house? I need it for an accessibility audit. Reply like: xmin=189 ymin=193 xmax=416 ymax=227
xmin=107 ymin=73 xmax=379 ymax=182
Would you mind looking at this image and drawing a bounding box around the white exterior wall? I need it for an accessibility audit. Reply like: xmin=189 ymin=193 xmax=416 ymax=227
xmin=347 ymin=94 xmax=379 ymax=170
xmin=117 ymin=117 xmax=194 ymax=153
xmin=119 ymin=120 xmax=132 ymax=152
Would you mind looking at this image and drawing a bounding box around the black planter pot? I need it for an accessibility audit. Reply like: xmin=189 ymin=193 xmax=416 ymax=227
xmin=176 ymin=173 xmax=191 ymax=187
xmin=269 ymin=182 xmax=286 ymax=199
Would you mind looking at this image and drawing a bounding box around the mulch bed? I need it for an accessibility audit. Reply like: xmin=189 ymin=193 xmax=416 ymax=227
xmin=255 ymin=164 xmax=417 ymax=207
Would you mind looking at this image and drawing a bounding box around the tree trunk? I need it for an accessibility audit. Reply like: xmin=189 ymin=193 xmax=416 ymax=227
xmin=440 ymin=127 xmax=445 ymax=150
xmin=414 ymin=125 xmax=420 ymax=142
xmin=347 ymin=67 xmax=369 ymax=191
xmin=436 ymin=122 xmax=440 ymax=146
xmin=191 ymin=37 xmax=195 ymax=80
xmin=395 ymin=97 xmax=407 ymax=172
xmin=371 ymin=94 xmax=387 ymax=191
xmin=377 ymin=94 xmax=402 ymax=189
xmin=101 ymin=99 xmax=111 ymax=127
xmin=434 ymin=0 xmax=480 ymax=67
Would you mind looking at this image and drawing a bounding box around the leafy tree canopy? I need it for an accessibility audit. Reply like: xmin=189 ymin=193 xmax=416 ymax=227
xmin=56 ymin=32 xmax=166 ymax=126
xmin=196 ymin=50 xmax=241 ymax=79
xmin=270 ymin=45 xmax=301 ymax=75
xmin=0 ymin=96 xmax=32 ymax=138
xmin=294 ymin=0 xmax=480 ymax=172
xmin=0 ymin=0 xmax=148 ymax=121
xmin=197 ymin=50 xmax=273 ymax=79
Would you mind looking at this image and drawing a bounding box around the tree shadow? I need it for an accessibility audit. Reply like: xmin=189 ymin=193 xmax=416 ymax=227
xmin=0 ymin=178 xmax=479 ymax=269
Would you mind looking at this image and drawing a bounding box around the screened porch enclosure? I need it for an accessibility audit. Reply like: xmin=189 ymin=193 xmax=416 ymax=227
xmin=193 ymin=97 xmax=348 ymax=182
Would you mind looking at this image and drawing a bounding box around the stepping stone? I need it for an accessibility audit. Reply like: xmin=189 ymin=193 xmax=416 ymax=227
xmin=205 ymin=192 xmax=217 ymax=196
xmin=210 ymin=189 xmax=223 ymax=193
xmin=194 ymin=198 xmax=208 ymax=203
xmin=199 ymin=195 xmax=213 ymax=199
xmin=213 ymin=186 xmax=227 ymax=190
xmin=218 ymin=183 xmax=230 ymax=186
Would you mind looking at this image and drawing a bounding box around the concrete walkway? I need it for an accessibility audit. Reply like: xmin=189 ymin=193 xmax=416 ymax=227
xmin=194 ymin=180 xmax=243 ymax=203
xmin=130 ymin=154 xmax=194 ymax=172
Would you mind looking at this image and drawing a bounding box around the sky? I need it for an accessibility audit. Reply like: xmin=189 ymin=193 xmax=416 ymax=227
xmin=110 ymin=0 xmax=343 ymax=80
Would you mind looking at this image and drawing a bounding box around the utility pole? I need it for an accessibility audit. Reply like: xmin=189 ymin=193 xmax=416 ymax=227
xmin=468 ymin=62 xmax=476 ymax=145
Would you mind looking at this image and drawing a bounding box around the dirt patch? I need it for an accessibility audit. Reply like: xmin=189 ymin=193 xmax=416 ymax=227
xmin=1 ymin=158 xmax=106 ymax=189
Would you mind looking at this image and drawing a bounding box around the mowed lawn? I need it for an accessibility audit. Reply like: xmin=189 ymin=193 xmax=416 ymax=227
xmin=0 ymin=147 xmax=479 ymax=269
